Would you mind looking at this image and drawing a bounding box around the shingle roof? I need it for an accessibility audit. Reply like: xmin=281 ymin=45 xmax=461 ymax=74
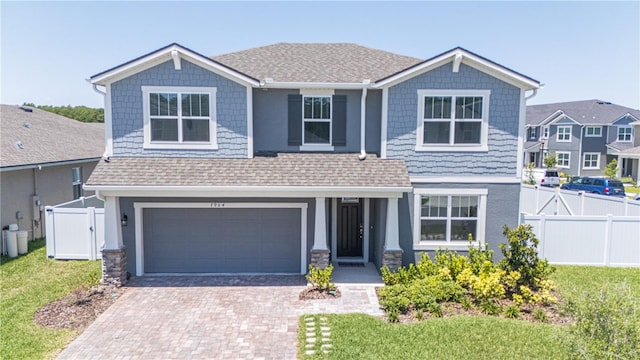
xmin=526 ymin=100 xmax=640 ymax=126
xmin=607 ymin=141 xmax=636 ymax=152
xmin=619 ymin=146 xmax=640 ymax=156
xmin=211 ymin=43 xmax=422 ymax=83
xmin=1 ymin=105 xmax=104 ymax=168
xmin=86 ymin=153 xmax=410 ymax=188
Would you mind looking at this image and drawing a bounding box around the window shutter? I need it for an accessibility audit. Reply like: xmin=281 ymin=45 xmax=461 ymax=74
xmin=288 ymin=94 xmax=302 ymax=146
xmin=332 ymin=95 xmax=347 ymax=146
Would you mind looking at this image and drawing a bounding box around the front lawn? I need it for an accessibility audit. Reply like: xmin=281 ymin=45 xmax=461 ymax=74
xmin=298 ymin=265 xmax=640 ymax=359
xmin=0 ymin=239 xmax=101 ymax=359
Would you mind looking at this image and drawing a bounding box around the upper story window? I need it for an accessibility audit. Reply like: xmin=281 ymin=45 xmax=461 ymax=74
xmin=413 ymin=188 xmax=487 ymax=250
xmin=585 ymin=126 xmax=602 ymax=137
xmin=142 ymin=86 xmax=217 ymax=150
xmin=557 ymin=126 xmax=572 ymax=142
xmin=416 ymin=90 xmax=490 ymax=152
xmin=303 ymin=96 xmax=331 ymax=145
xmin=528 ymin=127 xmax=538 ymax=140
xmin=542 ymin=126 xmax=549 ymax=139
xmin=618 ymin=126 xmax=633 ymax=142
xmin=72 ymin=167 xmax=83 ymax=200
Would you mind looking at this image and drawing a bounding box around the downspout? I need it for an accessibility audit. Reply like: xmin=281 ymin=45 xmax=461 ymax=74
xmin=525 ymin=89 xmax=538 ymax=101
xmin=91 ymin=83 xmax=111 ymax=161
xmin=577 ymin=124 xmax=585 ymax=176
xmin=358 ymin=80 xmax=371 ymax=160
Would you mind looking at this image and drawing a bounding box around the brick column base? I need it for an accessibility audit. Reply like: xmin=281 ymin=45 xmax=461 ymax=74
xmin=310 ymin=249 xmax=331 ymax=269
xmin=382 ymin=249 xmax=404 ymax=271
xmin=102 ymin=247 xmax=127 ymax=286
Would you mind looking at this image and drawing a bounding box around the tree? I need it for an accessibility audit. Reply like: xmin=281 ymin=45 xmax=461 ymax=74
xmin=21 ymin=103 xmax=104 ymax=123
xmin=604 ymin=158 xmax=618 ymax=179
xmin=543 ymin=152 xmax=557 ymax=168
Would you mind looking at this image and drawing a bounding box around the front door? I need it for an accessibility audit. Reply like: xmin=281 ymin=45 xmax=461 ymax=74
xmin=337 ymin=198 xmax=363 ymax=258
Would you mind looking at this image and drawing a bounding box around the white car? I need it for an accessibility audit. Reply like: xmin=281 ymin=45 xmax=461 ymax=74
xmin=525 ymin=168 xmax=560 ymax=187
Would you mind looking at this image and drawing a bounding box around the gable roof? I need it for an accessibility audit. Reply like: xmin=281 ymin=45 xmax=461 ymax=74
xmin=85 ymin=153 xmax=411 ymax=192
xmin=90 ymin=43 xmax=260 ymax=87
xmin=211 ymin=43 xmax=423 ymax=85
xmin=373 ymin=47 xmax=540 ymax=90
xmin=526 ymin=100 xmax=640 ymax=126
xmin=0 ymin=105 xmax=104 ymax=169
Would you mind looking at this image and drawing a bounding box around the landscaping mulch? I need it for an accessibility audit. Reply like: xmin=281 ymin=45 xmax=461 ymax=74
xmin=34 ymin=284 xmax=126 ymax=331
xmin=299 ymin=287 xmax=342 ymax=300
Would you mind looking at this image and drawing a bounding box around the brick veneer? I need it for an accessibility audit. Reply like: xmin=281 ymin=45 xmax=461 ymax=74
xmin=102 ymin=247 xmax=127 ymax=286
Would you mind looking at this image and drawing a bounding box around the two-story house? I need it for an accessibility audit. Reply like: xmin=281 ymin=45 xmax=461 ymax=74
xmin=524 ymin=100 xmax=640 ymax=179
xmin=85 ymin=43 xmax=540 ymax=285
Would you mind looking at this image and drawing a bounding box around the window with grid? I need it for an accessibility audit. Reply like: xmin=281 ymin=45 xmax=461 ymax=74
xmin=585 ymin=126 xmax=602 ymax=137
xmin=303 ymin=96 xmax=331 ymax=144
xmin=557 ymin=126 xmax=571 ymax=141
xmin=72 ymin=167 xmax=83 ymax=200
xmin=142 ymin=86 xmax=216 ymax=149
xmin=583 ymin=153 xmax=600 ymax=169
xmin=557 ymin=152 xmax=570 ymax=168
xmin=419 ymin=195 xmax=479 ymax=242
xmin=618 ymin=126 xmax=632 ymax=142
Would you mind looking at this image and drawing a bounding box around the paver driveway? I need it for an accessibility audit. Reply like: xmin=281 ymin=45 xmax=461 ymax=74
xmin=57 ymin=275 xmax=382 ymax=359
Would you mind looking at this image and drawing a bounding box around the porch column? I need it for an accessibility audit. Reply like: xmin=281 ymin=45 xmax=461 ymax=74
xmin=102 ymin=196 xmax=127 ymax=286
xmin=310 ymin=197 xmax=330 ymax=269
xmin=383 ymin=197 xmax=403 ymax=271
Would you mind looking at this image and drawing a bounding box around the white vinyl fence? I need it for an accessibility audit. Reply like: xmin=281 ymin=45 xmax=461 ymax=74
xmin=520 ymin=185 xmax=640 ymax=267
xmin=45 ymin=196 xmax=104 ymax=260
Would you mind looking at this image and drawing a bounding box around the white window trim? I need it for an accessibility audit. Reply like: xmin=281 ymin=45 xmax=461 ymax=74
xmin=415 ymin=89 xmax=490 ymax=152
xmin=142 ymin=86 xmax=218 ymax=150
xmin=413 ymin=188 xmax=487 ymax=251
xmin=582 ymin=152 xmax=600 ymax=169
xmin=529 ymin=127 xmax=538 ymax=140
xmin=542 ymin=126 xmax=549 ymax=139
xmin=585 ymin=126 xmax=602 ymax=137
xmin=556 ymin=151 xmax=570 ymax=169
xmin=556 ymin=126 xmax=572 ymax=142
xmin=300 ymin=89 xmax=334 ymax=150
xmin=617 ymin=126 xmax=633 ymax=142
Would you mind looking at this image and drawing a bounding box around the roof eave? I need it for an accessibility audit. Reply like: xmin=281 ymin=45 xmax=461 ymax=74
xmin=261 ymin=81 xmax=371 ymax=90
xmin=373 ymin=48 xmax=540 ymax=90
xmin=90 ymin=43 xmax=260 ymax=87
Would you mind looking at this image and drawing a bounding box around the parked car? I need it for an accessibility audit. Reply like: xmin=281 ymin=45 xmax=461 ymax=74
xmin=526 ymin=168 xmax=560 ymax=187
xmin=634 ymin=194 xmax=640 ymax=201
xmin=561 ymin=177 xmax=626 ymax=197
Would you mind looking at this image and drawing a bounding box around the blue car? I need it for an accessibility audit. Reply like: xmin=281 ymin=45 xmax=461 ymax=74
xmin=561 ymin=177 xmax=626 ymax=197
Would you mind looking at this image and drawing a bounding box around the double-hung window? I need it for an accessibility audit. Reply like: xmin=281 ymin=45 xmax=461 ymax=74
xmin=72 ymin=167 xmax=83 ymax=200
xmin=556 ymin=151 xmax=570 ymax=168
xmin=542 ymin=126 xmax=549 ymax=139
xmin=529 ymin=127 xmax=538 ymax=140
xmin=142 ymin=86 xmax=217 ymax=149
xmin=303 ymin=96 xmax=331 ymax=145
xmin=417 ymin=90 xmax=490 ymax=152
xmin=583 ymin=153 xmax=600 ymax=169
xmin=618 ymin=126 xmax=632 ymax=142
xmin=413 ymin=189 xmax=487 ymax=250
xmin=557 ymin=126 xmax=571 ymax=142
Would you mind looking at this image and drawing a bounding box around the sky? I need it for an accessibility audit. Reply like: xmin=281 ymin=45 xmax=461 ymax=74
xmin=1 ymin=1 xmax=639 ymax=109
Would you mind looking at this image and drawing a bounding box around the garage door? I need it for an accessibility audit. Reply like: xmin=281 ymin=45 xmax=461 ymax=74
xmin=143 ymin=207 xmax=301 ymax=273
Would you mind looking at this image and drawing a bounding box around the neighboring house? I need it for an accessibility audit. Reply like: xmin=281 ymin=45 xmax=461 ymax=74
xmin=524 ymin=100 xmax=640 ymax=179
xmin=617 ymin=120 xmax=640 ymax=183
xmin=0 ymin=105 xmax=104 ymax=240
xmin=85 ymin=43 xmax=540 ymax=284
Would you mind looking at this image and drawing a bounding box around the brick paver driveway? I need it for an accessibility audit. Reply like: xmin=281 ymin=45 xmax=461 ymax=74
xmin=57 ymin=275 xmax=382 ymax=359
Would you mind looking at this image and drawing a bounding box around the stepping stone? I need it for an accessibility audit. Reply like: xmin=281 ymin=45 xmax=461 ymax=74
xmin=305 ymin=344 xmax=315 ymax=349
xmin=306 ymin=332 xmax=315 ymax=337
xmin=305 ymin=350 xmax=316 ymax=355
xmin=320 ymin=326 xmax=330 ymax=331
xmin=321 ymin=344 xmax=333 ymax=349
xmin=321 ymin=338 xmax=331 ymax=342
xmin=321 ymin=332 xmax=330 ymax=337
xmin=306 ymin=337 xmax=316 ymax=343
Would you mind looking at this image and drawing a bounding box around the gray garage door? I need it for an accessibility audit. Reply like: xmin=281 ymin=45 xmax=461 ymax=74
xmin=143 ymin=207 xmax=301 ymax=273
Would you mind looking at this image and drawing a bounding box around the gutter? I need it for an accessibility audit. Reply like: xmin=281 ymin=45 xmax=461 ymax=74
xmin=0 ymin=158 xmax=101 ymax=172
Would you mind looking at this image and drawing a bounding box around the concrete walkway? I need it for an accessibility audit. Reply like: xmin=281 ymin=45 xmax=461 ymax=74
xmin=57 ymin=269 xmax=383 ymax=360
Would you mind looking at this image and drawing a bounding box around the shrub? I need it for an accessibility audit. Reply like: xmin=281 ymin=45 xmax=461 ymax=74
xmin=499 ymin=224 xmax=554 ymax=292
xmin=503 ymin=305 xmax=521 ymax=319
xmin=378 ymin=284 xmax=411 ymax=314
xmin=560 ymin=283 xmax=639 ymax=360
xmin=457 ymin=267 xmax=506 ymax=301
xmin=434 ymin=250 xmax=470 ymax=281
xmin=412 ymin=276 xmax=465 ymax=303
xmin=480 ymin=299 xmax=501 ymax=315
xmin=427 ymin=302 xmax=443 ymax=317
xmin=306 ymin=264 xmax=335 ymax=291
xmin=533 ymin=308 xmax=547 ymax=323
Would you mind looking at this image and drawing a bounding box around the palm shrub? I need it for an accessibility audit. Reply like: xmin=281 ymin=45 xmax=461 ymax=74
xmin=306 ymin=264 xmax=335 ymax=291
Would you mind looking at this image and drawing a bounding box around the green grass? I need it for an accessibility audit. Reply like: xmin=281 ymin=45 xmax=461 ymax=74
xmin=0 ymin=239 xmax=101 ymax=360
xmin=299 ymin=265 xmax=640 ymax=359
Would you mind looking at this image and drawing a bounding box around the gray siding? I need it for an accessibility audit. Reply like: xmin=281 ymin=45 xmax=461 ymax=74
xmin=0 ymin=161 xmax=97 ymax=240
xmin=546 ymin=122 xmax=581 ymax=176
xmin=111 ymin=60 xmax=248 ymax=158
xmin=119 ymin=197 xmax=315 ymax=275
xmin=397 ymin=183 xmax=521 ymax=265
xmin=386 ymin=63 xmax=522 ymax=177
xmin=253 ymin=89 xmax=381 ymax=154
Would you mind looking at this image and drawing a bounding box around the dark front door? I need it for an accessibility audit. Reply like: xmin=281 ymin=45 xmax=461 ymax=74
xmin=337 ymin=198 xmax=363 ymax=257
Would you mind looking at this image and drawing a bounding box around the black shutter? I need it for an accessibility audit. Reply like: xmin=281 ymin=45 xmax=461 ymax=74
xmin=288 ymin=94 xmax=302 ymax=146
xmin=332 ymin=95 xmax=347 ymax=146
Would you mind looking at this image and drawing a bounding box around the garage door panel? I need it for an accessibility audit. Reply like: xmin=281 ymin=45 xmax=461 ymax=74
xmin=143 ymin=207 xmax=301 ymax=273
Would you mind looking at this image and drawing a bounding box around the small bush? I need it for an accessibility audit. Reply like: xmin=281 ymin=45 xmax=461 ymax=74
xmin=499 ymin=224 xmax=555 ymax=292
xmin=460 ymin=296 xmax=473 ymax=311
xmin=560 ymin=283 xmax=640 ymax=360
xmin=378 ymin=284 xmax=411 ymax=314
xmin=503 ymin=305 xmax=521 ymax=319
xmin=427 ymin=302 xmax=443 ymax=317
xmin=533 ymin=308 xmax=547 ymax=323
xmin=434 ymin=250 xmax=470 ymax=281
xmin=306 ymin=264 xmax=335 ymax=291
xmin=480 ymin=299 xmax=501 ymax=315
